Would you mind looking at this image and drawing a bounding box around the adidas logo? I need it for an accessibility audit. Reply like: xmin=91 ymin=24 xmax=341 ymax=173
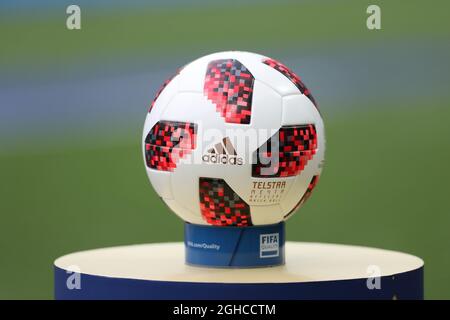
xmin=202 ymin=137 xmax=243 ymax=165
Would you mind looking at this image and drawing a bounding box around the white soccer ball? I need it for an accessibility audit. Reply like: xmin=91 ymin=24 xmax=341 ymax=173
xmin=143 ymin=51 xmax=325 ymax=226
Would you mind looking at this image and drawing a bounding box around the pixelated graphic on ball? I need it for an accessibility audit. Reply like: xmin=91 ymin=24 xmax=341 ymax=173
xmin=142 ymin=51 xmax=325 ymax=226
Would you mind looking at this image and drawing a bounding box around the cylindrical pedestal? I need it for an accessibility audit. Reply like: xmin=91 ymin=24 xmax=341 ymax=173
xmin=185 ymin=222 xmax=285 ymax=267
xmin=54 ymin=242 xmax=424 ymax=300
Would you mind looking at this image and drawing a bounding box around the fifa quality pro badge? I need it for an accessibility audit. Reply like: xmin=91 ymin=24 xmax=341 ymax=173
xmin=260 ymin=233 xmax=280 ymax=258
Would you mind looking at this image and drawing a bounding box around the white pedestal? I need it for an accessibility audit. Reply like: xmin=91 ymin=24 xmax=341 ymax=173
xmin=54 ymin=242 xmax=424 ymax=300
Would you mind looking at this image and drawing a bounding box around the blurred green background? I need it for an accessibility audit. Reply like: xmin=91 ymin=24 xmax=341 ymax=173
xmin=1 ymin=0 xmax=449 ymax=299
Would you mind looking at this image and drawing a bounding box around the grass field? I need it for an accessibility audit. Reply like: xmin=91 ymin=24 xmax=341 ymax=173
xmin=1 ymin=0 xmax=449 ymax=72
xmin=1 ymin=98 xmax=449 ymax=299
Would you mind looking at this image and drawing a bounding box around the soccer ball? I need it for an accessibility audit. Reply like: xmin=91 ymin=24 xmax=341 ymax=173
xmin=143 ymin=51 xmax=325 ymax=227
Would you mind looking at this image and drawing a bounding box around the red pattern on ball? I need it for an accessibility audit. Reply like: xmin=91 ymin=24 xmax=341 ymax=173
xmin=199 ymin=177 xmax=252 ymax=227
xmin=252 ymin=124 xmax=318 ymax=177
xmin=145 ymin=121 xmax=197 ymax=171
xmin=263 ymin=58 xmax=318 ymax=110
xmin=204 ymin=59 xmax=254 ymax=124
xmin=148 ymin=75 xmax=176 ymax=113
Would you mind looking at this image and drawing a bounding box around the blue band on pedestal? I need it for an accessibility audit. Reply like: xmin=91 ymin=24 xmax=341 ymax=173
xmin=54 ymin=266 xmax=424 ymax=300
xmin=184 ymin=222 xmax=285 ymax=267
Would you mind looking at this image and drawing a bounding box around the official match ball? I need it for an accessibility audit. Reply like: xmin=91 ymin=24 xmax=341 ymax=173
xmin=143 ymin=51 xmax=325 ymax=226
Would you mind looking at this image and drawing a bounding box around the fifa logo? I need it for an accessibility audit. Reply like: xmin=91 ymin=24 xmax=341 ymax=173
xmin=260 ymin=233 xmax=279 ymax=258
xmin=202 ymin=137 xmax=243 ymax=165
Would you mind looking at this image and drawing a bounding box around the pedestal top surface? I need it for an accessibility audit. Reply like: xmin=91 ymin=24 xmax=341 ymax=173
xmin=54 ymin=242 xmax=423 ymax=283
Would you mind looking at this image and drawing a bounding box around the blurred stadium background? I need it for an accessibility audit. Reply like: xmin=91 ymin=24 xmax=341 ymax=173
xmin=1 ymin=0 xmax=449 ymax=299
